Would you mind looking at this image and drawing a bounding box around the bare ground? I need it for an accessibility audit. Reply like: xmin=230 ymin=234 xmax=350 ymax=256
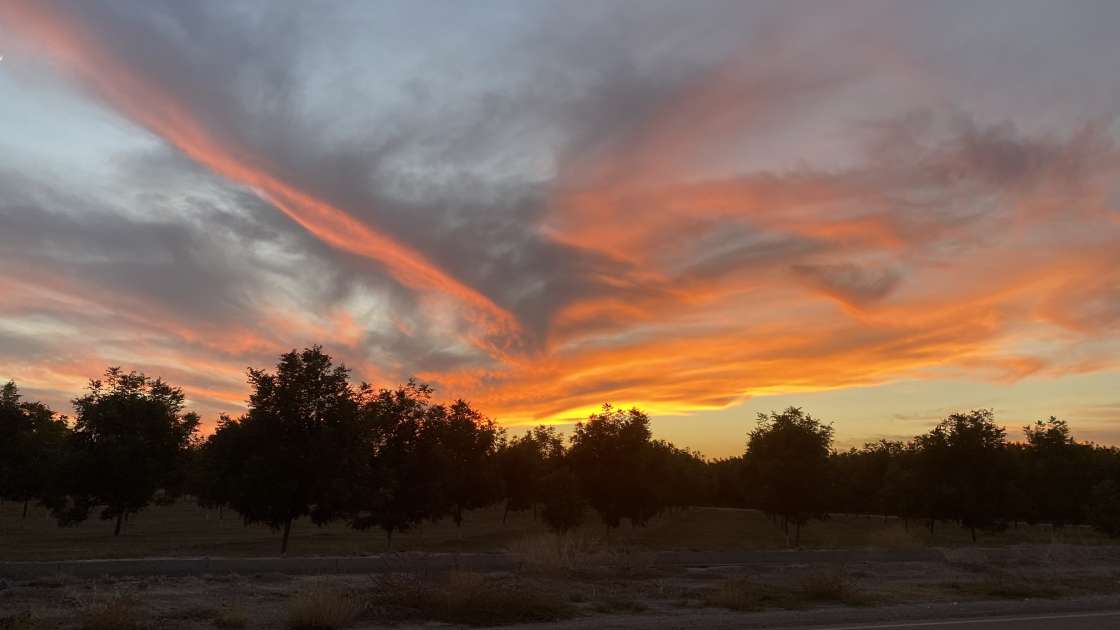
xmin=2 ymin=544 xmax=1120 ymax=629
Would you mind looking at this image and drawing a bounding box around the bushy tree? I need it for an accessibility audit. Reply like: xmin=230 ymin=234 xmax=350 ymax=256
xmin=351 ymin=380 xmax=444 ymax=549
xmin=569 ymin=405 xmax=665 ymax=531
xmin=498 ymin=425 xmax=564 ymax=521
xmin=745 ymin=407 xmax=833 ymax=546
xmin=1089 ymin=480 xmax=1120 ymax=537
xmin=1021 ymin=417 xmax=1090 ymax=526
xmin=49 ymin=368 xmax=198 ymax=535
xmin=540 ymin=464 xmax=584 ymax=536
xmin=428 ymin=399 xmax=502 ymax=527
xmin=915 ymin=409 xmax=1010 ymax=541
xmin=0 ymin=381 xmax=69 ymax=517
xmin=211 ymin=347 xmax=366 ymax=553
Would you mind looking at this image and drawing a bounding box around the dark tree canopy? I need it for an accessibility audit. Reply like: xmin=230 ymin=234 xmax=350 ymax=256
xmin=208 ymin=346 xmax=366 ymax=553
xmin=499 ymin=425 xmax=565 ymax=520
xmin=745 ymin=407 xmax=833 ymax=546
xmin=49 ymin=368 xmax=198 ymax=535
xmin=569 ymin=404 xmax=666 ymax=529
xmin=0 ymin=381 xmax=69 ymax=517
xmin=350 ymin=380 xmax=444 ymax=549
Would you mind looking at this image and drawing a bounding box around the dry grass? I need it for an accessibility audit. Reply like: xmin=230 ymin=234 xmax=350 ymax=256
xmin=0 ymin=612 xmax=37 ymax=630
xmin=797 ymin=566 xmax=863 ymax=603
xmin=705 ymin=568 xmax=869 ymax=612
xmin=213 ymin=604 xmax=249 ymax=629
xmin=944 ymin=570 xmax=1065 ymax=600
xmin=287 ymin=588 xmax=363 ymax=630
xmin=80 ymin=592 xmax=144 ymax=630
xmin=367 ymin=570 xmax=575 ymax=626
xmin=4 ymin=502 xmax=1114 ymax=561
xmin=508 ymin=532 xmax=604 ymax=570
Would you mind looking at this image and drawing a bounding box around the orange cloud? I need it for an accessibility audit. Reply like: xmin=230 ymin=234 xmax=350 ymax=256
xmin=0 ymin=0 xmax=521 ymax=360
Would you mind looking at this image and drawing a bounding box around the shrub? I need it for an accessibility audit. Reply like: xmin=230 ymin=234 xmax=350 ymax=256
xmin=287 ymin=588 xmax=362 ymax=630
xmin=80 ymin=593 xmax=144 ymax=630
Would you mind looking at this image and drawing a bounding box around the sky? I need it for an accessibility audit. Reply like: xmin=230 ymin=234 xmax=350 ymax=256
xmin=0 ymin=0 xmax=1118 ymax=457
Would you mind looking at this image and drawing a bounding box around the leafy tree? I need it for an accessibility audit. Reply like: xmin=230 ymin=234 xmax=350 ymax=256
xmin=214 ymin=347 xmax=366 ymax=553
xmin=49 ymin=368 xmax=198 ymax=535
xmin=0 ymin=381 xmax=69 ymax=517
xmin=539 ymin=464 xmax=584 ymax=536
xmin=569 ymin=405 xmax=665 ymax=531
xmin=191 ymin=414 xmax=244 ymax=519
xmin=1089 ymin=479 xmax=1120 ymax=537
xmin=427 ymin=399 xmax=503 ymax=527
xmin=916 ymin=409 xmax=1010 ymax=541
xmin=351 ymin=380 xmax=444 ymax=549
xmin=744 ymin=407 xmax=833 ymax=546
xmin=497 ymin=425 xmax=564 ymax=521
xmin=1021 ymin=417 xmax=1090 ymax=526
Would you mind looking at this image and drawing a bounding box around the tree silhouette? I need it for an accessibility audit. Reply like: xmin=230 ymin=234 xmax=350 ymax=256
xmin=1021 ymin=417 xmax=1091 ymax=526
xmin=569 ymin=405 xmax=665 ymax=532
xmin=351 ymin=380 xmax=444 ymax=550
xmin=211 ymin=347 xmax=365 ymax=554
xmin=428 ymin=399 xmax=502 ymax=528
xmin=48 ymin=368 xmax=198 ymax=535
xmin=745 ymin=407 xmax=833 ymax=546
xmin=916 ymin=410 xmax=1010 ymax=541
xmin=0 ymin=381 xmax=69 ymax=518
xmin=498 ymin=425 xmax=564 ymax=521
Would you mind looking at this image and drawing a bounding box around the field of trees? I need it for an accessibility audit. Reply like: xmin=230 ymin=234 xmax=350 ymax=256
xmin=4 ymin=346 xmax=1120 ymax=557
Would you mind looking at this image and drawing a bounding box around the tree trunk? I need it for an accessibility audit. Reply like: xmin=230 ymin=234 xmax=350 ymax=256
xmin=281 ymin=517 xmax=292 ymax=555
xmin=385 ymin=528 xmax=393 ymax=552
xmin=970 ymin=526 xmax=977 ymax=543
xmin=502 ymin=502 xmax=509 ymax=524
xmin=794 ymin=521 xmax=801 ymax=547
xmin=928 ymin=518 xmax=934 ymax=534
xmin=218 ymin=505 xmax=224 ymax=520
xmin=22 ymin=500 xmax=29 ymax=519
xmin=114 ymin=512 xmax=124 ymax=536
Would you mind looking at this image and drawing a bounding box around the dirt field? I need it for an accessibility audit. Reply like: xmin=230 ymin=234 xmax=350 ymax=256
xmin=2 ymin=544 xmax=1120 ymax=629
xmin=0 ymin=502 xmax=1110 ymax=561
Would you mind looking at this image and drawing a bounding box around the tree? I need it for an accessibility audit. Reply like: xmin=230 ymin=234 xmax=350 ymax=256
xmin=1021 ymin=417 xmax=1090 ymax=526
xmin=213 ymin=347 xmax=366 ymax=554
xmin=916 ymin=409 xmax=1010 ymax=541
xmin=498 ymin=425 xmax=564 ymax=521
xmin=427 ymin=399 xmax=502 ymax=528
xmin=539 ymin=464 xmax=584 ymax=536
xmin=1089 ymin=480 xmax=1120 ymax=537
xmin=351 ymin=380 xmax=445 ymax=549
xmin=49 ymin=368 xmax=198 ymax=535
xmin=745 ymin=407 xmax=833 ymax=546
xmin=0 ymin=381 xmax=69 ymax=518
xmin=569 ymin=405 xmax=665 ymax=532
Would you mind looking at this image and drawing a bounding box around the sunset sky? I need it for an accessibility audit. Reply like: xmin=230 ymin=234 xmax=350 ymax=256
xmin=1 ymin=1 xmax=1117 ymax=457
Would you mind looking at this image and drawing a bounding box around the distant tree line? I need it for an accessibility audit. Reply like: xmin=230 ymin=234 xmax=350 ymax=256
xmin=3 ymin=347 xmax=1120 ymax=552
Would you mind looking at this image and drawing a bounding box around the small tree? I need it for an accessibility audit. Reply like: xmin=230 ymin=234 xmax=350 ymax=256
xmin=540 ymin=464 xmax=584 ymax=536
xmin=352 ymin=380 xmax=444 ymax=550
xmin=1089 ymin=480 xmax=1120 ymax=537
xmin=916 ymin=409 xmax=1010 ymax=541
xmin=1021 ymin=417 xmax=1090 ymax=526
xmin=0 ymin=381 xmax=69 ymax=518
xmin=745 ymin=407 xmax=833 ymax=546
xmin=51 ymin=368 xmax=198 ymax=535
xmin=569 ymin=404 xmax=665 ymax=532
xmin=215 ymin=347 xmax=366 ymax=554
xmin=428 ymin=399 xmax=503 ymax=528
xmin=498 ymin=425 xmax=564 ymax=521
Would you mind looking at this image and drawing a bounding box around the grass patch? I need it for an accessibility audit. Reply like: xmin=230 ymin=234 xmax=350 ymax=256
xmin=368 ymin=571 xmax=575 ymax=626
xmin=797 ymin=566 xmax=869 ymax=605
xmin=704 ymin=577 xmax=803 ymax=611
xmin=944 ymin=572 xmax=1065 ymax=600
xmin=0 ymin=612 xmax=37 ymax=630
xmin=213 ymin=604 xmax=249 ymax=629
xmin=705 ymin=569 xmax=869 ymax=612
xmin=80 ymin=593 xmax=144 ymax=630
xmin=287 ymin=588 xmax=363 ymax=629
